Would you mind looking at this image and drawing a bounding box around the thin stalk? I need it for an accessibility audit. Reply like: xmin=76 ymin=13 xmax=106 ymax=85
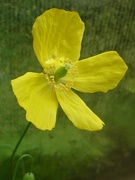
xmin=1 ymin=122 xmax=31 ymax=180
xmin=12 ymin=154 xmax=34 ymax=180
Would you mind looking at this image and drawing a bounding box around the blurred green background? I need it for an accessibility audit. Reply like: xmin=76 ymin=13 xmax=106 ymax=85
xmin=0 ymin=0 xmax=135 ymax=179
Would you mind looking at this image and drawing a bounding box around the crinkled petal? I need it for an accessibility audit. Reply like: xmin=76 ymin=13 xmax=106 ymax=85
xmin=32 ymin=8 xmax=84 ymax=67
xmin=73 ymin=51 xmax=128 ymax=93
xmin=55 ymin=89 xmax=104 ymax=131
xmin=11 ymin=72 xmax=58 ymax=130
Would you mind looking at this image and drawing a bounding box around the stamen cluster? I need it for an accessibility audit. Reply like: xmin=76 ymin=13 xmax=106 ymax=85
xmin=43 ymin=58 xmax=78 ymax=90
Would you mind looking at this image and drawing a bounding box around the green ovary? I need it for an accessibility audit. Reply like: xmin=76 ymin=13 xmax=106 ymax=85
xmin=54 ymin=66 xmax=68 ymax=82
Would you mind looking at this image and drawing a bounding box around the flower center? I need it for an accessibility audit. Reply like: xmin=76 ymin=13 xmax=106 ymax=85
xmin=43 ymin=59 xmax=78 ymax=90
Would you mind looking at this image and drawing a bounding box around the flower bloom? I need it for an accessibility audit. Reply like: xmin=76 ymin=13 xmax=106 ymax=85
xmin=11 ymin=8 xmax=128 ymax=131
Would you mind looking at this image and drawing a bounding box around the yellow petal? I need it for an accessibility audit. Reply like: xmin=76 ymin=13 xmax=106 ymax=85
xmin=32 ymin=8 xmax=84 ymax=67
xmin=11 ymin=72 xmax=58 ymax=130
xmin=73 ymin=51 xmax=128 ymax=93
xmin=55 ymin=89 xmax=104 ymax=131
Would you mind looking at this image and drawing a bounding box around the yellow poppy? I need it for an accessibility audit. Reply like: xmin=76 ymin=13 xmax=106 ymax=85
xmin=11 ymin=8 xmax=128 ymax=131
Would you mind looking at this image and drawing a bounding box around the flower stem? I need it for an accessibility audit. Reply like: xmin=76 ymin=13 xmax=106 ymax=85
xmin=1 ymin=122 xmax=31 ymax=180
xmin=12 ymin=154 xmax=34 ymax=180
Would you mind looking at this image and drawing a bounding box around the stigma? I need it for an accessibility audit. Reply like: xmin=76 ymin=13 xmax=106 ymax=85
xmin=43 ymin=58 xmax=78 ymax=90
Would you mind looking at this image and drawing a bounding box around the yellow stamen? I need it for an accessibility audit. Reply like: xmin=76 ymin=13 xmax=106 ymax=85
xmin=44 ymin=58 xmax=78 ymax=90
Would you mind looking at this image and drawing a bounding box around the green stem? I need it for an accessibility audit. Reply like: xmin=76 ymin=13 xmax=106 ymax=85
xmin=12 ymin=154 xmax=33 ymax=180
xmin=1 ymin=122 xmax=31 ymax=180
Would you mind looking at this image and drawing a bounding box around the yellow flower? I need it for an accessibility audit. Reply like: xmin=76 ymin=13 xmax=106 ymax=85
xmin=11 ymin=8 xmax=128 ymax=131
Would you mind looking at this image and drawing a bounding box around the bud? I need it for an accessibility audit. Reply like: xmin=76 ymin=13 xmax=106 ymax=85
xmin=23 ymin=172 xmax=35 ymax=180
